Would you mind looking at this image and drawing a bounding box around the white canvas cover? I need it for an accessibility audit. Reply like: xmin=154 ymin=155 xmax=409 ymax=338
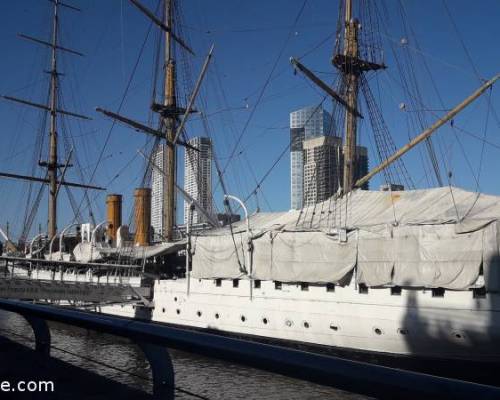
xmin=357 ymin=226 xmax=395 ymax=287
xmin=191 ymin=232 xmax=247 ymax=279
xmin=191 ymin=187 xmax=500 ymax=289
xmin=252 ymin=231 xmax=356 ymax=283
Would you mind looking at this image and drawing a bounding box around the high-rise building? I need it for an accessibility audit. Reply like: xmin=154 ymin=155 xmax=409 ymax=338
xmin=353 ymin=146 xmax=369 ymax=190
xmin=302 ymin=136 xmax=369 ymax=207
xmin=303 ymin=136 xmax=343 ymax=207
xmin=151 ymin=143 xmax=166 ymax=238
xmin=184 ymin=137 xmax=212 ymax=225
xmin=290 ymin=106 xmax=333 ymax=209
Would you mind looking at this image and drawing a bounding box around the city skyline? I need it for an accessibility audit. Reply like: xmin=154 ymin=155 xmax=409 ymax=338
xmin=0 ymin=1 xmax=499 ymax=238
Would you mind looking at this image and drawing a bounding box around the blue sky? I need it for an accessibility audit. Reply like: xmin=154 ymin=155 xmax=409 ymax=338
xmin=0 ymin=0 xmax=500 ymax=239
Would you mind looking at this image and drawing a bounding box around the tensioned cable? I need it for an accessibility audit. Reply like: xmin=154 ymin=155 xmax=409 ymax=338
xmin=71 ymin=6 xmax=158 ymax=223
xmin=442 ymin=0 xmax=500 ymax=134
xmin=219 ymin=0 xmax=310 ymax=180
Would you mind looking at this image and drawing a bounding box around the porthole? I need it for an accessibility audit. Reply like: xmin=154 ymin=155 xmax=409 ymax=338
xmin=176 ymin=309 xmax=181 ymax=315
xmin=373 ymin=327 xmax=383 ymax=335
xmin=196 ymin=311 xmax=202 ymax=317
xmin=241 ymin=315 xmax=246 ymax=322
xmin=303 ymin=321 xmax=310 ymax=329
xmin=162 ymin=308 xmax=166 ymax=313
xmin=453 ymin=332 xmax=463 ymax=340
xmin=285 ymin=319 xmax=293 ymax=327
xmin=174 ymin=297 xmax=178 ymax=302
xmin=329 ymin=324 xmax=339 ymax=331
xmin=215 ymin=313 xmax=220 ymax=319
xmin=262 ymin=317 xmax=269 ymax=325
xmin=397 ymin=328 xmax=408 ymax=335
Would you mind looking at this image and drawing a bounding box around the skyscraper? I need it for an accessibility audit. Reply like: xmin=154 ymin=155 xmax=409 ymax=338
xmin=184 ymin=136 xmax=212 ymax=225
xmin=303 ymin=136 xmax=343 ymax=207
xmin=151 ymin=143 xmax=166 ymax=237
xmin=290 ymin=106 xmax=333 ymax=210
xmin=302 ymin=136 xmax=369 ymax=208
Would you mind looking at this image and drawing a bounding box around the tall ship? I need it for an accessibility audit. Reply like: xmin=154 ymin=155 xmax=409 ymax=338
xmin=1 ymin=0 xmax=500 ymax=381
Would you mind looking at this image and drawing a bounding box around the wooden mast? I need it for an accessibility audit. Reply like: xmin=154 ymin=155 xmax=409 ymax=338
xmin=0 ymin=1 xmax=100 ymax=241
xmin=342 ymin=0 xmax=359 ymax=194
xmin=163 ymin=0 xmax=176 ymax=241
xmin=47 ymin=0 xmax=60 ymax=239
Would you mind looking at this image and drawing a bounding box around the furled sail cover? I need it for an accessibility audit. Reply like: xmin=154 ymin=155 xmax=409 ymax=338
xmin=191 ymin=187 xmax=500 ymax=290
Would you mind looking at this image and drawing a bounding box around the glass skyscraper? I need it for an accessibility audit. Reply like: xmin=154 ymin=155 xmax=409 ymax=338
xmin=290 ymin=106 xmax=333 ymax=210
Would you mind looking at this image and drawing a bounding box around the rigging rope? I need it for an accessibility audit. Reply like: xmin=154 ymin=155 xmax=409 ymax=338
xmin=219 ymin=0 xmax=309 ymax=181
xmin=72 ymin=6 xmax=158 ymax=224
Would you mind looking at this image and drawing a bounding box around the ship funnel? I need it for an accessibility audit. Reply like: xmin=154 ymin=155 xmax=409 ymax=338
xmin=106 ymin=194 xmax=122 ymax=245
xmin=134 ymin=188 xmax=151 ymax=246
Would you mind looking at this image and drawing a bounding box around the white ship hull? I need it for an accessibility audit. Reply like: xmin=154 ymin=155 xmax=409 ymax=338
xmin=100 ymin=276 xmax=500 ymax=364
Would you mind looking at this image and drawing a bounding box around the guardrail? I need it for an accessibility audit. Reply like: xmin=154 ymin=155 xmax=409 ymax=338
xmin=0 ymin=299 xmax=498 ymax=400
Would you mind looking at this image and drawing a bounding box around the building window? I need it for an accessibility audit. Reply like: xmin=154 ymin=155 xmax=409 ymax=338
xmin=274 ymin=281 xmax=282 ymax=290
xmin=215 ymin=279 xmax=221 ymax=287
xmin=233 ymin=279 xmax=239 ymax=288
xmin=300 ymin=282 xmax=309 ymax=291
xmin=254 ymin=280 xmax=261 ymax=289
xmin=326 ymin=283 xmax=335 ymax=292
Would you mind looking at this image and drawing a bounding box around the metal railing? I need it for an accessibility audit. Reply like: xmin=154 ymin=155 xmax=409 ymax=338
xmin=0 ymin=299 xmax=498 ymax=400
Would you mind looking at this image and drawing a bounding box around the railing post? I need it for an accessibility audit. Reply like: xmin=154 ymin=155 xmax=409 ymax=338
xmin=137 ymin=341 xmax=174 ymax=400
xmin=23 ymin=315 xmax=51 ymax=358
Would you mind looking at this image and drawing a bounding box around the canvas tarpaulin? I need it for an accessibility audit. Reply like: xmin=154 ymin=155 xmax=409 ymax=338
xmin=252 ymin=231 xmax=356 ymax=283
xmin=191 ymin=233 xmax=247 ymax=279
xmin=191 ymin=187 xmax=500 ymax=289
xmin=357 ymin=224 xmax=483 ymax=289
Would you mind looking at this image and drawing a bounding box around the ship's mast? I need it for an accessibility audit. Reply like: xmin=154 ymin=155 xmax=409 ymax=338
xmin=342 ymin=0 xmax=359 ymax=194
xmin=96 ymin=1 xmax=215 ymax=242
xmin=163 ymin=0 xmax=176 ymax=241
xmin=0 ymin=1 xmax=102 ymax=243
xmin=47 ymin=0 xmax=60 ymax=239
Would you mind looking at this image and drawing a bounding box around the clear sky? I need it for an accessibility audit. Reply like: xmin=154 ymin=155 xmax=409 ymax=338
xmin=1 ymin=0 xmax=500 ymax=239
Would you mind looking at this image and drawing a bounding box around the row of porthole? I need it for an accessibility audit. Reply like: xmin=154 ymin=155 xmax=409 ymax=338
xmin=163 ymin=307 xmax=337 ymax=330
xmin=164 ymin=307 xmax=469 ymax=339
xmin=160 ymin=307 xmax=465 ymax=340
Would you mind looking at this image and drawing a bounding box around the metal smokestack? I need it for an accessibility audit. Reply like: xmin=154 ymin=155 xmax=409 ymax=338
xmin=106 ymin=194 xmax=122 ymax=245
xmin=134 ymin=188 xmax=151 ymax=246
